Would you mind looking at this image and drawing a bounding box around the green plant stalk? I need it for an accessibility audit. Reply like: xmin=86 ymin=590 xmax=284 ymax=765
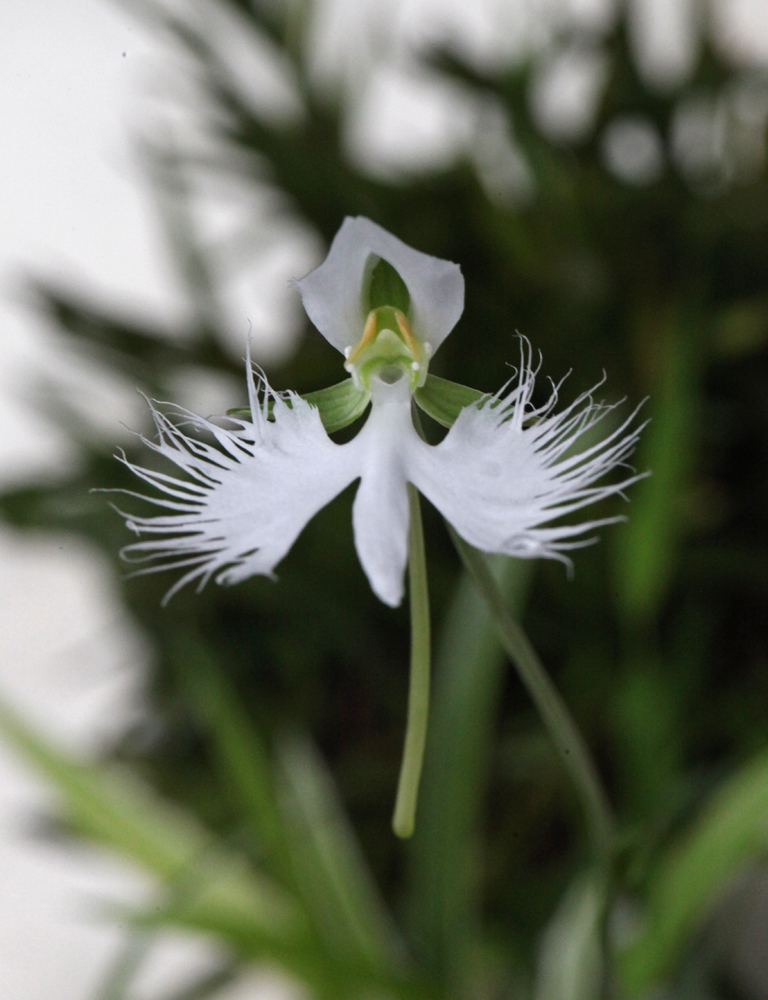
xmin=393 ymin=484 xmax=432 ymax=839
xmin=449 ymin=528 xmax=614 ymax=868
xmin=406 ymin=555 xmax=531 ymax=983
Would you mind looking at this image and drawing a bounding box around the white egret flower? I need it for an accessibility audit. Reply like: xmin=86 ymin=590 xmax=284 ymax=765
xmin=117 ymin=217 xmax=645 ymax=607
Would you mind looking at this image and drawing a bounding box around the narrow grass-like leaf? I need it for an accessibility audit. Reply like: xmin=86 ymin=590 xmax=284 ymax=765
xmin=276 ymin=732 xmax=406 ymax=973
xmin=619 ymin=749 xmax=768 ymax=994
xmin=0 ymin=694 xmax=303 ymax=946
xmin=169 ymin=631 xmax=289 ymax=879
xmin=94 ymin=927 xmax=154 ymax=1000
xmin=0 ymin=694 xmax=399 ymax=998
xmin=171 ymin=634 xmax=407 ymax=979
xmin=534 ymin=872 xmax=606 ymax=1000
xmin=156 ymin=967 xmax=237 ymax=1000
xmin=612 ymin=315 xmax=698 ymax=624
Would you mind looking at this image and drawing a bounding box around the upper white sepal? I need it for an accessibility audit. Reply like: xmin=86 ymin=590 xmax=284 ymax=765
xmin=294 ymin=216 xmax=464 ymax=355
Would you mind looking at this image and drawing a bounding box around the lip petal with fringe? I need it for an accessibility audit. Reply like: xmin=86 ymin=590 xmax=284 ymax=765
xmin=111 ymin=218 xmax=647 ymax=607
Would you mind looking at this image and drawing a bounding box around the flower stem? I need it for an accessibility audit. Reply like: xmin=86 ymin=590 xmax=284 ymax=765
xmin=393 ymin=484 xmax=431 ymax=839
xmin=448 ymin=528 xmax=614 ymax=868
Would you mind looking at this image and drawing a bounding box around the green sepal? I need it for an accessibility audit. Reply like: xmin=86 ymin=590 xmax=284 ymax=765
xmin=227 ymin=373 xmax=484 ymax=432
xmin=414 ymin=375 xmax=486 ymax=428
xmin=300 ymin=379 xmax=371 ymax=431
xmin=228 ymin=378 xmax=370 ymax=434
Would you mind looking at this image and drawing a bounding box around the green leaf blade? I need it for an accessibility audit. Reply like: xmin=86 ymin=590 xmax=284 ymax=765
xmin=534 ymin=872 xmax=607 ymax=1000
xmin=0 ymin=694 xmax=303 ymax=946
xmin=619 ymin=749 xmax=768 ymax=994
xmin=276 ymin=733 xmax=406 ymax=974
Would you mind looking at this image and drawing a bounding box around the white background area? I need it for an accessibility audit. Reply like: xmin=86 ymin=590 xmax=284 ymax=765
xmin=1 ymin=1 xmax=767 ymax=998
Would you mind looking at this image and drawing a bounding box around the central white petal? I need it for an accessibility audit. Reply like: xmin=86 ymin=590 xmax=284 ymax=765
xmin=349 ymin=375 xmax=417 ymax=607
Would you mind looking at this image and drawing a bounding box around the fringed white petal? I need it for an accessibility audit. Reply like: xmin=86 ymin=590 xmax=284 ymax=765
xmin=405 ymin=343 xmax=647 ymax=569
xmin=293 ymin=216 xmax=464 ymax=355
xmin=116 ymin=334 xmax=644 ymax=607
xmin=348 ymin=377 xmax=414 ymax=607
xmin=117 ymin=368 xmax=359 ymax=603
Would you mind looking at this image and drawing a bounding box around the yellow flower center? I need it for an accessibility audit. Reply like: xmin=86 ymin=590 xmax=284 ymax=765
xmin=344 ymin=306 xmax=431 ymax=393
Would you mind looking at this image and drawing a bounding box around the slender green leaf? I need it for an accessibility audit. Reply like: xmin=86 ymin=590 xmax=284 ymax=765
xmin=619 ymin=749 xmax=768 ymax=994
xmin=143 ymin=141 xmax=222 ymax=333
xmin=95 ymin=928 xmax=154 ymax=1000
xmin=534 ymin=872 xmax=606 ymax=1000
xmin=157 ymin=967 xmax=237 ymax=1000
xmin=169 ymin=631 xmax=289 ymax=878
xmin=276 ymin=732 xmax=406 ymax=973
xmin=0 ymin=694 xmax=303 ymax=945
xmin=0 ymin=694 xmax=396 ymax=998
xmin=171 ymin=635 xmax=413 ymax=984
xmin=612 ymin=312 xmax=699 ymax=624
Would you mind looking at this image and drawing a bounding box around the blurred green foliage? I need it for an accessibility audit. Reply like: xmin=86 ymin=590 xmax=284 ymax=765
xmin=3 ymin=1 xmax=768 ymax=997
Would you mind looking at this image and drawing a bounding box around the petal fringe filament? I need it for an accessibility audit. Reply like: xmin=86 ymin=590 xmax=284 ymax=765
xmin=114 ymin=339 xmax=646 ymax=607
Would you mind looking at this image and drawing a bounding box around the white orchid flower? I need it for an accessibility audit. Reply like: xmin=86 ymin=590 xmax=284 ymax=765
xmin=117 ymin=216 xmax=644 ymax=608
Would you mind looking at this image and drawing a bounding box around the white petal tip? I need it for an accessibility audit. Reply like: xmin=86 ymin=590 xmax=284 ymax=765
xmin=373 ymin=583 xmax=404 ymax=608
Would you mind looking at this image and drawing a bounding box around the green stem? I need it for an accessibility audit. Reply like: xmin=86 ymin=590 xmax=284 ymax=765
xmin=393 ymin=484 xmax=432 ymax=839
xmin=449 ymin=528 xmax=614 ymax=868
